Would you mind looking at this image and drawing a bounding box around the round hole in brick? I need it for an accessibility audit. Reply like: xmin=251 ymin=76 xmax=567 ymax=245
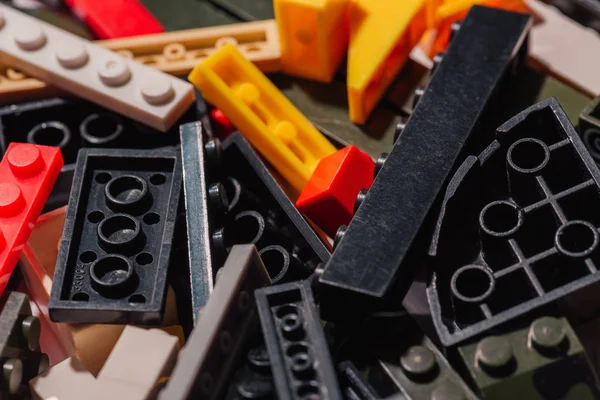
xmin=136 ymin=252 xmax=153 ymax=265
xmin=259 ymin=245 xmax=289 ymax=283
xmin=71 ymin=292 xmax=89 ymax=301
xmin=479 ymin=200 xmax=522 ymax=237
xmin=286 ymin=342 xmax=309 ymax=358
xmin=98 ymin=214 xmax=140 ymax=245
xmin=27 ymin=121 xmax=70 ymax=148
xmin=128 ymin=294 xmax=146 ymax=304
xmin=87 ymin=211 xmax=105 ymax=223
xmin=150 ymin=173 xmax=166 ymax=185
xmin=91 ymin=255 xmax=133 ymax=287
xmin=276 ymin=304 xmax=299 ymax=320
xmin=95 ymin=172 xmax=111 ymax=184
xmin=79 ymin=251 xmax=97 ymax=263
xmin=80 ymin=113 xmax=123 ymax=144
xmin=143 ymin=212 xmax=160 ymax=225
xmin=233 ymin=211 xmax=265 ymax=244
xmin=450 ymin=265 xmax=495 ymax=303
xmin=507 ymin=138 xmax=550 ymax=173
xmin=106 ymin=175 xmax=148 ymax=205
xmin=555 ymin=220 xmax=599 ymax=258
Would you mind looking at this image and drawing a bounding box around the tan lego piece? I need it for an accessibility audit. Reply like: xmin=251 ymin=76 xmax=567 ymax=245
xmin=0 ymin=20 xmax=280 ymax=105
xmin=30 ymin=327 xmax=180 ymax=400
xmin=527 ymin=0 xmax=600 ymax=97
xmin=97 ymin=19 xmax=281 ymax=76
xmin=20 ymin=207 xmax=178 ymax=374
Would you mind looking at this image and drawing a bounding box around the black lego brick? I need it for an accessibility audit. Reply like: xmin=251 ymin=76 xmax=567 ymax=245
xmin=337 ymin=361 xmax=380 ymax=400
xmin=49 ymin=147 xmax=182 ymax=325
xmin=427 ymin=98 xmax=600 ymax=346
xmin=318 ymin=6 xmax=532 ymax=322
xmin=0 ymin=97 xmax=189 ymax=168
xmin=256 ymin=280 xmax=341 ymax=400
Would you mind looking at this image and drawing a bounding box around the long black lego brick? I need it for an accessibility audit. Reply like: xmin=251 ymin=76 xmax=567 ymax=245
xmin=318 ymin=6 xmax=532 ymax=322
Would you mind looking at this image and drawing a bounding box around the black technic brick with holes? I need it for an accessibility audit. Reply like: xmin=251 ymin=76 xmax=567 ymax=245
xmin=426 ymin=98 xmax=600 ymax=346
xmin=255 ymin=281 xmax=341 ymax=400
xmin=49 ymin=147 xmax=182 ymax=325
xmin=0 ymin=291 xmax=48 ymax=398
xmin=0 ymin=97 xmax=190 ymax=167
xmin=219 ymin=133 xmax=331 ymax=283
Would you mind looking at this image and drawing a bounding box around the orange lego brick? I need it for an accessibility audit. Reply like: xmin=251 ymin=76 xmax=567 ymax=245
xmin=274 ymin=0 xmax=349 ymax=82
xmin=347 ymin=0 xmax=428 ymax=124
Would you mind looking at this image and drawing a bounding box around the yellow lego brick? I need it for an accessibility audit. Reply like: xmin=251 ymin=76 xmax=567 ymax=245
xmin=189 ymin=44 xmax=336 ymax=191
xmin=0 ymin=21 xmax=280 ymax=105
xmin=274 ymin=0 xmax=349 ymax=83
xmin=347 ymin=0 xmax=427 ymax=124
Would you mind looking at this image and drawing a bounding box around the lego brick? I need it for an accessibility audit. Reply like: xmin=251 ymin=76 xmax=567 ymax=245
xmin=370 ymin=338 xmax=478 ymax=400
xmin=274 ymin=0 xmax=348 ymax=83
xmin=256 ymin=280 xmax=341 ymax=399
xmin=426 ymin=98 xmax=600 ymax=345
xmin=31 ymin=327 xmax=180 ymax=400
xmin=49 ymin=147 xmax=182 ymax=324
xmin=64 ymin=0 xmax=164 ymax=39
xmin=0 ymin=291 xmax=49 ymax=397
xmin=142 ymin=0 xmax=240 ymax=30
xmin=204 ymin=0 xmax=275 ymax=21
xmin=296 ymin=145 xmax=375 ymax=237
xmin=0 ymin=64 xmax=60 ymax=105
xmin=159 ymin=245 xmax=271 ymax=400
xmin=0 ymin=142 xmax=63 ymax=297
xmin=97 ymin=326 xmax=179 ymax=395
xmin=97 ymin=20 xmax=281 ymax=75
xmin=221 ymin=132 xmax=331 ymax=279
xmin=338 ymin=361 xmax=380 ymax=400
xmin=179 ymin=121 xmax=222 ymax=323
xmin=347 ymin=0 xmax=427 ymax=124
xmin=579 ymin=94 xmax=600 ymax=164
xmin=528 ymin=0 xmax=600 ymax=98
xmin=459 ymin=316 xmax=600 ymax=399
xmin=544 ymin=0 xmax=600 ymax=32
xmin=0 ymin=4 xmax=195 ymax=132
xmin=319 ymin=6 xmax=531 ymax=323
xmin=0 ymin=97 xmax=183 ymax=167
xmin=210 ymin=108 xmax=236 ymax=138
xmin=225 ymin=342 xmax=275 ymax=400
xmin=188 ymin=44 xmax=336 ymax=192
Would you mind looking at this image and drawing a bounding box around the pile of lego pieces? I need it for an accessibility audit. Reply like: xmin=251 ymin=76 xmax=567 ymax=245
xmin=0 ymin=0 xmax=600 ymax=399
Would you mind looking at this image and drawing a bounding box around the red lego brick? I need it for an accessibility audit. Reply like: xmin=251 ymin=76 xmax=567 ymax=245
xmin=0 ymin=143 xmax=63 ymax=296
xmin=296 ymin=145 xmax=374 ymax=237
xmin=65 ymin=0 xmax=164 ymax=39
xmin=210 ymin=108 xmax=236 ymax=139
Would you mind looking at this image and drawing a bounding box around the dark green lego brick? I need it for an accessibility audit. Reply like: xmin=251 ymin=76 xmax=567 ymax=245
xmin=141 ymin=0 xmax=239 ymax=30
xmin=459 ymin=317 xmax=600 ymax=400
xmin=202 ymin=0 xmax=274 ymax=20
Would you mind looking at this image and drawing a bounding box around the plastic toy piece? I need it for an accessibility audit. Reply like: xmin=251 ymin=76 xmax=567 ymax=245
xmin=221 ymin=133 xmax=331 ymax=279
xmin=225 ymin=343 xmax=275 ymax=399
xmin=159 ymin=245 xmax=271 ymax=400
xmin=188 ymin=44 xmax=336 ymax=192
xmin=0 ymin=291 xmax=49 ymax=397
xmin=256 ymin=280 xmax=341 ymax=400
xmin=98 ymin=20 xmax=281 ymax=75
xmin=274 ymin=0 xmax=348 ymax=82
xmin=49 ymin=147 xmax=182 ymax=325
xmin=179 ymin=122 xmax=223 ymax=324
xmin=0 ymin=142 xmax=63 ymax=297
xmin=459 ymin=317 xmax=600 ymax=399
xmin=0 ymin=4 xmax=195 ymax=132
xmin=210 ymin=108 xmax=236 ymax=138
xmin=528 ymin=0 xmax=600 ymax=98
xmin=347 ymin=0 xmax=427 ymax=124
xmin=30 ymin=326 xmax=179 ymax=400
xmin=338 ymin=361 xmax=380 ymax=400
xmin=544 ymin=0 xmax=600 ymax=32
xmin=579 ymin=94 xmax=600 ymax=164
xmin=63 ymin=0 xmax=164 ymax=39
xmin=319 ymin=6 xmax=531 ymax=323
xmin=0 ymin=97 xmax=185 ymax=167
xmin=0 ymin=65 xmax=59 ymax=105
xmin=427 ymin=98 xmax=600 ymax=346
xmin=296 ymin=145 xmax=374 ymax=237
